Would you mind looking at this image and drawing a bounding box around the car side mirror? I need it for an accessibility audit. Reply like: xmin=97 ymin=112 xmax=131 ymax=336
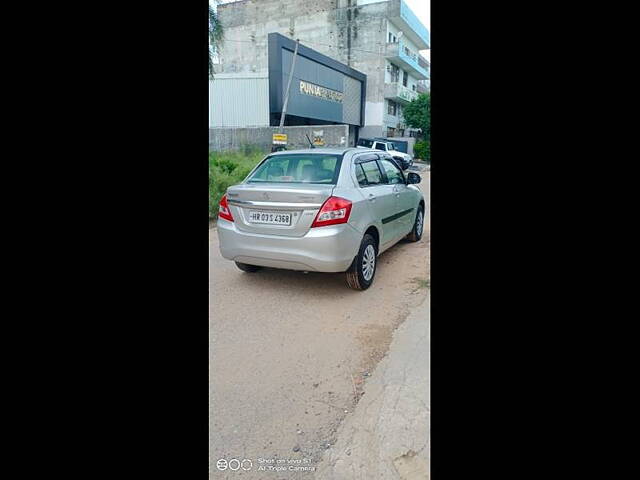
xmin=407 ymin=172 xmax=421 ymax=184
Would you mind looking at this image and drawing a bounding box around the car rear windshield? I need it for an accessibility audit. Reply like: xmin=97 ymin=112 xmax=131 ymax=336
xmin=246 ymin=154 xmax=342 ymax=184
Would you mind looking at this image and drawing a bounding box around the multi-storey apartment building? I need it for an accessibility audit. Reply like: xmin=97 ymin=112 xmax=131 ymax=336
xmin=215 ymin=0 xmax=430 ymax=141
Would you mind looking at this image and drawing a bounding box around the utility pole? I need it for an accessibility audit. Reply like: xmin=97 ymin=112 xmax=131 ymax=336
xmin=279 ymin=39 xmax=300 ymax=133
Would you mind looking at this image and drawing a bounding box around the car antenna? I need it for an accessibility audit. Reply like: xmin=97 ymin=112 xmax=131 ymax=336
xmin=305 ymin=134 xmax=316 ymax=148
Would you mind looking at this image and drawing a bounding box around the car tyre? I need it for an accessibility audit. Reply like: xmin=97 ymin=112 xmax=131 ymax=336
xmin=345 ymin=233 xmax=377 ymax=291
xmin=235 ymin=262 xmax=261 ymax=273
xmin=406 ymin=204 xmax=425 ymax=242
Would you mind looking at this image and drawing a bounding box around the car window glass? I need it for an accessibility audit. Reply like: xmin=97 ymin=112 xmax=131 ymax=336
xmin=355 ymin=164 xmax=367 ymax=186
xmin=360 ymin=160 xmax=383 ymax=185
xmin=374 ymin=143 xmax=386 ymax=151
xmin=248 ymin=155 xmax=340 ymax=184
xmin=380 ymin=159 xmax=404 ymax=185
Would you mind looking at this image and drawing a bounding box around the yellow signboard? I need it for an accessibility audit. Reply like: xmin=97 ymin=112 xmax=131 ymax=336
xmin=313 ymin=130 xmax=325 ymax=146
xmin=272 ymin=133 xmax=288 ymax=145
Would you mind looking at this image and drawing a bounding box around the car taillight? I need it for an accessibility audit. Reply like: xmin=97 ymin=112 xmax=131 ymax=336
xmin=218 ymin=194 xmax=234 ymax=222
xmin=311 ymin=196 xmax=352 ymax=228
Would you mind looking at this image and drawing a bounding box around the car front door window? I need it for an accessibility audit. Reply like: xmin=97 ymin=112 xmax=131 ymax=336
xmin=379 ymin=158 xmax=405 ymax=185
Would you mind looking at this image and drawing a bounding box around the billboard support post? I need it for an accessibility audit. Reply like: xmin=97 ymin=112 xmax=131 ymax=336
xmin=279 ymin=39 xmax=300 ymax=133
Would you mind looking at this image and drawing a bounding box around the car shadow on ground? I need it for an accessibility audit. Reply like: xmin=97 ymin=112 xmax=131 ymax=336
xmin=229 ymin=237 xmax=426 ymax=294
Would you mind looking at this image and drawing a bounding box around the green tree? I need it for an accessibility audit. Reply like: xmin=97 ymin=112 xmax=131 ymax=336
xmin=404 ymin=92 xmax=430 ymax=138
xmin=209 ymin=3 xmax=224 ymax=78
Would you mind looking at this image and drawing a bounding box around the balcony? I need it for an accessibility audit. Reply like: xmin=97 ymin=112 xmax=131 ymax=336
xmin=383 ymin=112 xmax=400 ymax=128
xmin=416 ymin=82 xmax=429 ymax=94
xmin=386 ymin=41 xmax=430 ymax=80
xmin=387 ymin=0 xmax=430 ymax=50
xmin=384 ymin=82 xmax=418 ymax=104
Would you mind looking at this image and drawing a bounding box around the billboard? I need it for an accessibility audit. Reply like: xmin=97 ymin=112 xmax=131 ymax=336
xmin=268 ymin=33 xmax=366 ymax=127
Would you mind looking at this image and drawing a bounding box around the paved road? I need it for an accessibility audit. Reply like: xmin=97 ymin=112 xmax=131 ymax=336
xmin=315 ymin=294 xmax=430 ymax=480
xmin=209 ymin=174 xmax=429 ymax=479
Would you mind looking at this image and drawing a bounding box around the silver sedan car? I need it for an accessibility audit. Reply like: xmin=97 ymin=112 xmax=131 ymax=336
xmin=217 ymin=147 xmax=425 ymax=290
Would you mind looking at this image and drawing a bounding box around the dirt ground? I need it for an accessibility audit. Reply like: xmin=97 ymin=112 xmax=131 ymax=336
xmin=209 ymin=175 xmax=429 ymax=479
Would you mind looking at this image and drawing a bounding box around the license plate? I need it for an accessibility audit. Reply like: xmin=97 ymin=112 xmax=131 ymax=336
xmin=248 ymin=210 xmax=292 ymax=226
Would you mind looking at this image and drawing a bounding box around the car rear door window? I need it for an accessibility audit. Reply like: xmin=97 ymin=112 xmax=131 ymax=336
xmin=360 ymin=160 xmax=384 ymax=185
xmin=355 ymin=164 xmax=367 ymax=186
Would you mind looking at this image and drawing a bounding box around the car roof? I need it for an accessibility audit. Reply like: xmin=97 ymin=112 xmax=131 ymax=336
xmin=269 ymin=147 xmax=360 ymax=156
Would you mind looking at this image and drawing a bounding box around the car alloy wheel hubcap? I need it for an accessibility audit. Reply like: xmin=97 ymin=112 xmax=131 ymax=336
xmin=416 ymin=211 xmax=423 ymax=236
xmin=362 ymin=244 xmax=376 ymax=281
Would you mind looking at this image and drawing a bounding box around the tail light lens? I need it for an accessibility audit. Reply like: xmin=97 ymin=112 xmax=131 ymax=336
xmin=218 ymin=194 xmax=234 ymax=222
xmin=311 ymin=196 xmax=352 ymax=227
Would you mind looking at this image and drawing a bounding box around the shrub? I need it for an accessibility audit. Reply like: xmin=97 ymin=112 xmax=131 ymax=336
xmin=209 ymin=147 xmax=268 ymax=218
xmin=413 ymin=140 xmax=430 ymax=162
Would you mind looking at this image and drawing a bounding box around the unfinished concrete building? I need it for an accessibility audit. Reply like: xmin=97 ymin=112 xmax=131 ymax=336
xmin=213 ymin=0 xmax=430 ymax=142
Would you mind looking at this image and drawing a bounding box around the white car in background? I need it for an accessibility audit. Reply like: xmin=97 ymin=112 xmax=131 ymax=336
xmin=356 ymin=138 xmax=413 ymax=170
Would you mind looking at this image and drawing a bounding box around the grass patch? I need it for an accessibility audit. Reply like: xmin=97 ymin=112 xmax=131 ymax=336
xmin=209 ymin=145 xmax=268 ymax=218
xmin=410 ymin=277 xmax=430 ymax=290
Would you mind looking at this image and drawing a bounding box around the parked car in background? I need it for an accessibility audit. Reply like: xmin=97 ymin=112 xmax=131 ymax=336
xmin=356 ymin=138 xmax=413 ymax=170
xmin=217 ymin=148 xmax=425 ymax=290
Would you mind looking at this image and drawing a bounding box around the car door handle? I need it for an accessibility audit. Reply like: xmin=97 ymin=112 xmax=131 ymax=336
xmin=367 ymin=193 xmax=376 ymax=202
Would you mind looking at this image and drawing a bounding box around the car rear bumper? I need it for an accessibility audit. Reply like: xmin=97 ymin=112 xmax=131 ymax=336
xmin=217 ymin=219 xmax=362 ymax=272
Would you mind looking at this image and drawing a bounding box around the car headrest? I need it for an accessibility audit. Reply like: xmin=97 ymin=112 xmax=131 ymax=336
xmin=267 ymin=165 xmax=284 ymax=178
xmin=301 ymin=164 xmax=318 ymax=181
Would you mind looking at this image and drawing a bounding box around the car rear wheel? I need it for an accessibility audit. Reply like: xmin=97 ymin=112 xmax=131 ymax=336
xmin=406 ymin=205 xmax=424 ymax=242
xmin=235 ymin=262 xmax=262 ymax=273
xmin=345 ymin=233 xmax=377 ymax=290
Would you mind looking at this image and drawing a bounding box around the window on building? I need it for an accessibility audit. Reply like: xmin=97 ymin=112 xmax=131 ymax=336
xmin=387 ymin=127 xmax=396 ymax=137
xmin=390 ymin=64 xmax=399 ymax=83
xmin=412 ymin=84 xmax=416 ymax=91
xmin=388 ymin=100 xmax=397 ymax=116
xmin=403 ymin=71 xmax=408 ymax=87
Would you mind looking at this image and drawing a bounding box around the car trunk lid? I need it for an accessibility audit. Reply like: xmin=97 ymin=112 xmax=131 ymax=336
xmin=226 ymin=183 xmax=334 ymax=237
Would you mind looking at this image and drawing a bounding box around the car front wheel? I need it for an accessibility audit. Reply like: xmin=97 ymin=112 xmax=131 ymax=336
xmin=345 ymin=233 xmax=377 ymax=290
